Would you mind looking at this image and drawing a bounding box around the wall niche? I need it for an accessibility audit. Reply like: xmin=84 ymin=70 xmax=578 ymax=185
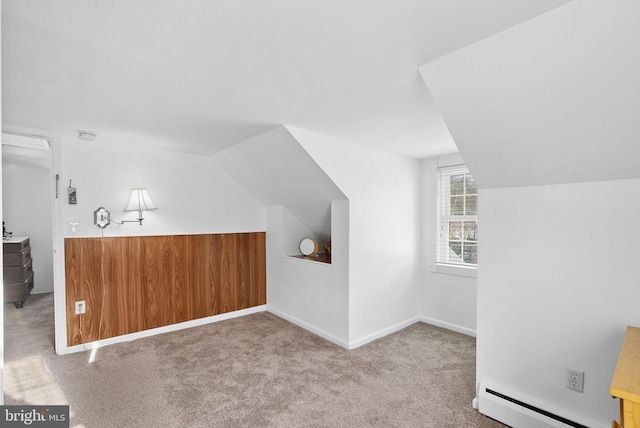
xmin=283 ymin=202 xmax=331 ymax=264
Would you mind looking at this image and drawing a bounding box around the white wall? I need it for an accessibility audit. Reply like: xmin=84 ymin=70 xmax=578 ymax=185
xmin=60 ymin=134 xmax=265 ymax=237
xmin=267 ymin=201 xmax=350 ymax=346
xmin=419 ymin=2 xmax=640 ymax=424
xmin=2 ymin=157 xmax=54 ymax=293
xmin=281 ymin=206 xmax=316 ymax=256
xmin=52 ymin=133 xmax=267 ymax=354
xmin=288 ymin=126 xmax=421 ymax=347
xmin=478 ymin=178 xmax=640 ymax=427
xmin=213 ymin=125 xmax=350 ymax=345
xmin=420 ymin=155 xmax=477 ymax=335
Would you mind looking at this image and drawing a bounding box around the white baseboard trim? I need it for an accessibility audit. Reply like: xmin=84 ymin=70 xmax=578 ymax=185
xmin=266 ymin=306 xmax=350 ymax=349
xmin=348 ymin=316 xmax=421 ymax=350
xmin=419 ymin=316 xmax=476 ymax=337
xmin=58 ymin=306 xmax=477 ymax=355
xmin=59 ymin=305 xmax=267 ymax=355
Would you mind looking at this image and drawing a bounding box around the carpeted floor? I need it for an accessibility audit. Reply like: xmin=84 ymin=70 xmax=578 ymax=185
xmin=4 ymin=293 xmax=506 ymax=427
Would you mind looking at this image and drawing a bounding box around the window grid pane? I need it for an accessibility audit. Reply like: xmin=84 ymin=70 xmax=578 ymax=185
xmin=464 ymin=221 xmax=477 ymax=241
xmin=450 ymin=174 xmax=465 ymax=195
xmin=451 ymin=196 xmax=465 ymax=215
xmin=437 ymin=165 xmax=478 ymax=267
xmin=465 ymin=175 xmax=477 ymax=195
xmin=465 ymin=195 xmax=477 ymax=215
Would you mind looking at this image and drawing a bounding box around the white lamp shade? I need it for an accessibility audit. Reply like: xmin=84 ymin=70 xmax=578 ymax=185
xmin=124 ymin=188 xmax=158 ymax=212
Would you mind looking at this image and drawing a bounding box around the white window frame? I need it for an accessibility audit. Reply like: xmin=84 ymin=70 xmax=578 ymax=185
xmin=435 ymin=164 xmax=478 ymax=276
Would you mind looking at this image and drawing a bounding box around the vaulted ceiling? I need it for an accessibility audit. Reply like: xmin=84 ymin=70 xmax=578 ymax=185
xmin=2 ymin=0 xmax=572 ymax=159
xmin=420 ymin=0 xmax=640 ymax=187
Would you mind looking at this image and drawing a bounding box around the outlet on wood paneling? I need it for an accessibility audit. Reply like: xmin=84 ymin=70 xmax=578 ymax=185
xmin=65 ymin=233 xmax=266 ymax=346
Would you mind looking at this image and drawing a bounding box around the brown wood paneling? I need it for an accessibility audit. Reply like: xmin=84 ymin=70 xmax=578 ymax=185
xmin=253 ymin=232 xmax=267 ymax=306
xmin=159 ymin=236 xmax=174 ymax=325
xmin=209 ymin=233 xmax=223 ymax=315
xmin=220 ymin=234 xmax=236 ymax=313
xmin=237 ymin=233 xmax=249 ymax=310
xmin=192 ymin=234 xmax=211 ymax=320
xmin=65 ymin=232 xmax=266 ymax=347
xmin=141 ymin=236 xmax=162 ymax=330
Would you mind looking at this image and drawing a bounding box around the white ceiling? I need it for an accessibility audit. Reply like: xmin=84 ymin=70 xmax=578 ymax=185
xmin=213 ymin=126 xmax=346 ymax=207
xmin=420 ymin=0 xmax=640 ymax=187
xmin=2 ymin=0 xmax=572 ymax=159
xmin=213 ymin=126 xmax=344 ymax=241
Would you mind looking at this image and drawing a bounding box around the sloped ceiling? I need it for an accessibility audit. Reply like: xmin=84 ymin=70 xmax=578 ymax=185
xmin=212 ymin=126 xmax=344 ymax=239
xmin=2 ymin=0 xmax=572 ymax=159
xmin=419 ymin=0 xmax=640 ymax=188
xmin=212 ymin=126 xmax=346 ymax=206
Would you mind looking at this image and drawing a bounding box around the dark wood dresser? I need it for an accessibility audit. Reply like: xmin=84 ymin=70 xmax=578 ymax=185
xmin=3 ymin=236 xmax=34 ymax=308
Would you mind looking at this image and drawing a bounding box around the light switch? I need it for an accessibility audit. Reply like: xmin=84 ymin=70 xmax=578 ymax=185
xmin=69 ymin=222 xmax=79 ymax=235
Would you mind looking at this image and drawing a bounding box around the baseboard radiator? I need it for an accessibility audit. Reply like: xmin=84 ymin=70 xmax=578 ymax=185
xmin=475 ymin=383 xmax=589 ymax=428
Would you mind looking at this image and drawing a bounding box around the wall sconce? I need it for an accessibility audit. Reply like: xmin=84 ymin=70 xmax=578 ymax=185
xmin=94 ymin=188 xmax=158 ymax=229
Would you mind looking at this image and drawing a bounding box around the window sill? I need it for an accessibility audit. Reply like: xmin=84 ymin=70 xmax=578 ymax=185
xmin=430 ymin=263 xmax=477 ymax=278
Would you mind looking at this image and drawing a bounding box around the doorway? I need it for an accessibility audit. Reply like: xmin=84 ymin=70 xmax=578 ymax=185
xmin=2 ymin=131 xmax=56 ymax=344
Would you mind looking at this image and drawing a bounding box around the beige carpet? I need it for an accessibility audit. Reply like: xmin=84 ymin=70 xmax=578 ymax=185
xmin=4 ymin=356 xmax=67 ymax=405
xmin=4 ymin=293 xmax=506 ymax=428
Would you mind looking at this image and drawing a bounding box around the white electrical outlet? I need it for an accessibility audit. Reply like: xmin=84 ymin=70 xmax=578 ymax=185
xmin=75 ymin=301 xmax=86 ymax=315
xmin=566 ymin=368 xmax=584 ymax=393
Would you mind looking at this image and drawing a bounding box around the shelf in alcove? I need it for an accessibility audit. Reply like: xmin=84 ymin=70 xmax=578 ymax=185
xmin=286 ymin=253 xmax=331 ymax=264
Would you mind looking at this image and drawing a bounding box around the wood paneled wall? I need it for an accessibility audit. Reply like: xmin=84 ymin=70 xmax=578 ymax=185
xmin=65 ymin=232 xmax=266 ymax=346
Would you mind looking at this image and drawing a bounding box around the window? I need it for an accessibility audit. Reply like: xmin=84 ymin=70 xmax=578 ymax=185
xmin=437 ymin=165 xmax=478 ymax=267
